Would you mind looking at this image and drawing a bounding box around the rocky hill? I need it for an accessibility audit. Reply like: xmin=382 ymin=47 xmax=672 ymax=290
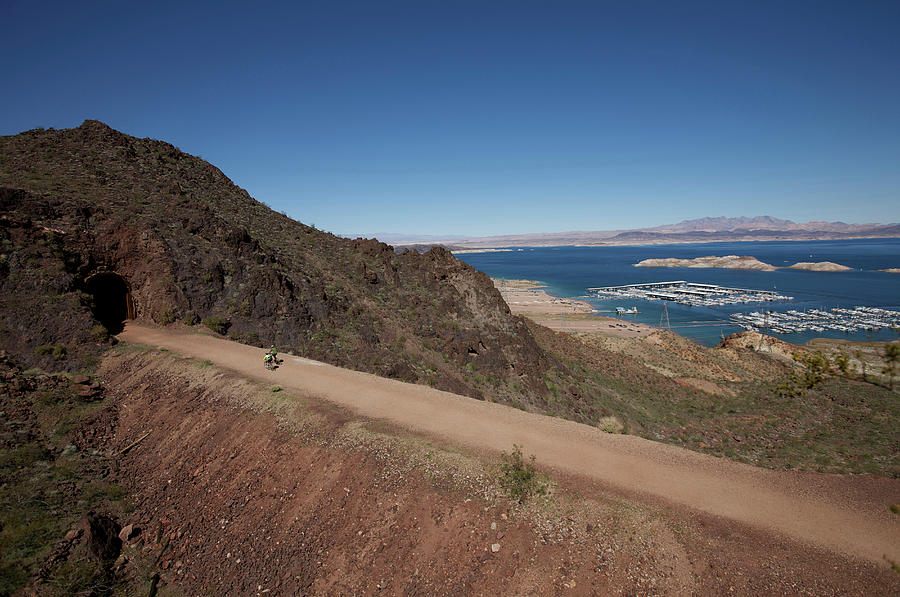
xmin=0 ymin=121 xmax=600 ymax=409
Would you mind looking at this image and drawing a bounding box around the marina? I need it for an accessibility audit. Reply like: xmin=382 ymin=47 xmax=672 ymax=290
xmin=587 ymin=279 xmax=900 ymax=338
xmin=730 ymin=306 xmax=900 ymax=335
xmin=588 ymin=280 xmax=793 ymax=307
xmin=459 ymin=241 xmax=900 ymax=346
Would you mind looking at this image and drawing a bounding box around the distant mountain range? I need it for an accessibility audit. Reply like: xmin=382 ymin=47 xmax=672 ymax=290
xmin=647 ymin=216 xmax=893 ymax=234
xmin=384 ymin=216 xmax=900 ymax=249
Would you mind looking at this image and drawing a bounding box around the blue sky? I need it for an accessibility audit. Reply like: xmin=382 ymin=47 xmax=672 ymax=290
xmin=2 ymin=0 xmax=899 ymax=237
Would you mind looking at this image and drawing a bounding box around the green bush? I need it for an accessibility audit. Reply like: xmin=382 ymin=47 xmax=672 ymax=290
xmin=498 ymin=445 xmax=548 ymax=503
xmin=795 ymin=351 xmax=829 ymax=389
xmin=832 ymin=351 xmax=851 ymax=376
xmin=34 ymin=344 xmax=67 ymax=360
xmin=202 ymin=316 xmax=230 ymax=335
xmin=90 ymin=324 xmax=110 ymax=343
xmin=158 ymin=307 xmax=177 ymax=325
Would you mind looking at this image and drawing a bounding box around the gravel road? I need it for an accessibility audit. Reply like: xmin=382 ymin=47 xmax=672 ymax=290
xmin=120 ymin=324 xmax=899 ymax=566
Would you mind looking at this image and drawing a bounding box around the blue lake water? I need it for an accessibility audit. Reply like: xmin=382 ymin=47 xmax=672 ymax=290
xmin=456 ymin=239 xmax=900 ymax=346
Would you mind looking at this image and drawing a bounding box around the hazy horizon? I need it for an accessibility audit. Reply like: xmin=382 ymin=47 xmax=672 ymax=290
xmin=355 ymin=214 xmax=899 ymax=242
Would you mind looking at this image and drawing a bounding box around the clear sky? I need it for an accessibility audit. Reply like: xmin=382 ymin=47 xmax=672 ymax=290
xmin=2 ymin=0 xmax=899 ymax=237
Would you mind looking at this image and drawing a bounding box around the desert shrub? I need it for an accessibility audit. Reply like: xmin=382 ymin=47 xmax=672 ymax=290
xmin=796 ymin=351 xmax=829 ymax=389
xmin=832 ymin=351 xmax=851 ymax=376
xmin=202 ymin=316 xmax=230 ymax=335
xmin=597 ymin=416 xmax=625 ymax=434
xmin=44 ymin=558 xmax=112 ymax=596
xmin=90 ymin=324 xmax=110 ymax=343
xmin=271 ymin=385 xmax=282 ymax=393
xmin=34 ymin=344 xmax=67 ymax=360
xmin=158 ymin=307 xmax=177 ymax=325
xmin=883 ymin=343 xmax=900 ymax=389
xmin=181 ymin=313 xmax=199 ymax=326
xmin=776 ymin=376 xmax=802 ymax=398
xmin=498 ymin=445 xmax=548 ymax=503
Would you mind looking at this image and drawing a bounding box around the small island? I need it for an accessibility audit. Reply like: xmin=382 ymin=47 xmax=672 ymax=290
xmin=634 ymin=255 xmax=777 ymax=270
xmin=634 ymin=255 xmax=855 ymax=272
xmin=880 ymin=268 xmax=900 ymax=274
xmin=786 ymin=261 xmax=852 ymax=272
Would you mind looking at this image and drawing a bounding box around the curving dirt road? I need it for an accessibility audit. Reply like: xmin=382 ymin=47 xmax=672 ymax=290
xmin=120 ymin=324 xmax=900 ymax=565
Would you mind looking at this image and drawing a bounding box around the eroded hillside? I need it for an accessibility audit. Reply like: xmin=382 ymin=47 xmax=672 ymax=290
xmin=0 ymin=121 xmax=561 ymax=403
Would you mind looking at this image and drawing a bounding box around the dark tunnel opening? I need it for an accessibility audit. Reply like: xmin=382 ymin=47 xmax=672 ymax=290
xmin=84 ymin=272 xmax=133 ymax=334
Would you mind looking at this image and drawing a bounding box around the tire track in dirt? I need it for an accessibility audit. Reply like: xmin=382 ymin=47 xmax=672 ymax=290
xmin=120 ymin=324 xmax=900 ymax=565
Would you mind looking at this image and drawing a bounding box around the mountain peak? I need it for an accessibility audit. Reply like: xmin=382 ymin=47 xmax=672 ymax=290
xmin=79 ymin=119 xmax=114 ymax=131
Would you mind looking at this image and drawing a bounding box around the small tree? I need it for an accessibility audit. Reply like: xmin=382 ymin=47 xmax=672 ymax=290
xmin=794 ymin=351 xmax=829 ymax=390
xmin=883 ymin=343 xmax=900 ymax=390
xmin=832 ymin=351 xmax=850 ymax=376
xmin=855 ymin=350 xmax=867 ymax=382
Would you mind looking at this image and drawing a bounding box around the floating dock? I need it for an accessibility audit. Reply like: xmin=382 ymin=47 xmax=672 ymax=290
xmin=588 ymin=281 xmax=791 ymax=307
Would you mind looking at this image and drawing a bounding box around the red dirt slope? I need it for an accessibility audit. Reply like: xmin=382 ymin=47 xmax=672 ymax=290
xmin=98 ymin=349 xmax=900 ymax=595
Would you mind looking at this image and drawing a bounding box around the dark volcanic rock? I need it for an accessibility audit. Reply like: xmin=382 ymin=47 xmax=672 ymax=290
xmin=79 ymin=512 xmax=122 ymax=561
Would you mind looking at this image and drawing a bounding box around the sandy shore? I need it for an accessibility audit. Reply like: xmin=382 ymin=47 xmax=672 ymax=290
xmin=492 ymin=278 xmax=593 ymax=314
xmin=492 ymin=278 xmax=655 ymax=338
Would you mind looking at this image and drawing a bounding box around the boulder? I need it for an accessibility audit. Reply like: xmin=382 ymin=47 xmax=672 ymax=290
xmin=78 ymin=512 xmax=122 ymax=561
xmin=118 ymin=523 xmax=140 ymax=542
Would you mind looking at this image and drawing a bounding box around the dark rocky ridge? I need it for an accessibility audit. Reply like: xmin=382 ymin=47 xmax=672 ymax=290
xmin=0 ymin=120 xmax=570 ymax=406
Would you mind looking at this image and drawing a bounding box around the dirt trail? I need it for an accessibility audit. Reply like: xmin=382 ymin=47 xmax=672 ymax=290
xmin=120 ymin=324 xmax=900 ymax=565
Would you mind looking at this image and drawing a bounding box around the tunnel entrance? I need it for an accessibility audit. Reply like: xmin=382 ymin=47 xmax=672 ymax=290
xmin=84 ymin=272 xmax=134 ymax=334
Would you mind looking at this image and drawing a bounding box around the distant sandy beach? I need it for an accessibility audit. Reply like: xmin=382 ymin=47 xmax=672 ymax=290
xmin=492 ymin=278 xmax=655 ymax=338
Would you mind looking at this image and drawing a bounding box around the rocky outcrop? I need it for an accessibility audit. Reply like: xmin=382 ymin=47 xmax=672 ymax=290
xmin=787 ymin=261 xmax=852 ymax=272
xmin=718 ymin=331 xmax=801 ymax=361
